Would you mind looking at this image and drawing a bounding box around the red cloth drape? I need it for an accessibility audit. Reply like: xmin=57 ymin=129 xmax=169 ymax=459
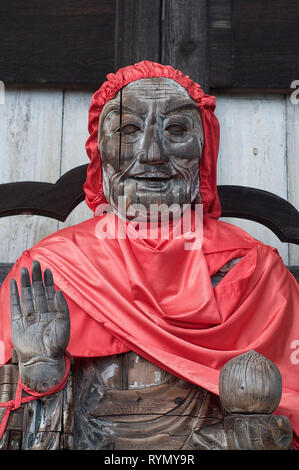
xmin=0 ymin=61 xmax=298 ymax=448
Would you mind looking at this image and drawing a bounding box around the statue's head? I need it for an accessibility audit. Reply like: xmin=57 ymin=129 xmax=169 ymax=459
xmin=85 ymin=61 xmax=221 ymax=220
xmin=98 ymin=77 xmax=204 ymax=218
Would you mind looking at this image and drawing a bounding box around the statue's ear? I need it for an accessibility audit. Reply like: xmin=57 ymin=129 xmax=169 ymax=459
xmin=194 ymin=190 xmax=202 ymax=204
xmin=97 ymin=125 xmax=102 ymax=148
xmin=97 ymin=114 xmax=104 ymax=147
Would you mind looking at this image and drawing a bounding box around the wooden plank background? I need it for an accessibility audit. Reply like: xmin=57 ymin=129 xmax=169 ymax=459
xmin=1 ymin=0 xmax=298 ymax=91
xmin=208 ymin=0 xmax=299 ymax=91
xmin=0 ymin=0 xmax=116 ymax=85
xmin=0 ymin=87 xmax=298 ymax=266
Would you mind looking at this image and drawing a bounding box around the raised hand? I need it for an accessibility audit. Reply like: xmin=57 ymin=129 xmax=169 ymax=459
xmin=10 ymin=260 xmax=70 ymax=392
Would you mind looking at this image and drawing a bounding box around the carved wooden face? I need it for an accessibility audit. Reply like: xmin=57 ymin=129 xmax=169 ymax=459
xmin=98 ymin=78 xmax=204 ymax=217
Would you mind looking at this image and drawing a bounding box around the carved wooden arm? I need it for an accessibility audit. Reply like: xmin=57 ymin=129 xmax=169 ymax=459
xmin=0 ymin=350 xmax=73 ymax=450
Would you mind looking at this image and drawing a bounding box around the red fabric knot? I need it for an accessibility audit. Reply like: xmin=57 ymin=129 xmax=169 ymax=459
xmin=6 ymin=401 xmax=15 ymax=411
xmin=0 ymin=351 xmax=71 ymax=441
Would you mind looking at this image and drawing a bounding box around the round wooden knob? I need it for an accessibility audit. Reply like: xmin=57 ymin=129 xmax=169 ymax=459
xmin=219 ymin=350 xmax=282 ymax=414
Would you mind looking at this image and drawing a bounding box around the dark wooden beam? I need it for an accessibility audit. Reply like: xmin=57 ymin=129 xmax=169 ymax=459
xmin=161 ymin=0 xmax=209 ymax=92
xmin=114 ymin=0 xmax=162 ymax=70
xmin=232 ymin=0 xmax=299 ymax=89
xmin=209 ymin=0 xmax=299 ymax=90
xmin=0 ymin=165 xmax=88 ymax=222
xmin=218 ymin=185 xmax=299 ymax=245
xmin=0 ymin=0 xmax=116 ymax=85
xmin=208 ymin=0 xmax=233 ymax=89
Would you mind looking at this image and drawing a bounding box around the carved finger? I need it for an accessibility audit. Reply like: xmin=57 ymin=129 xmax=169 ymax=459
xmin=20 ymin=267 xmax=34 ymax=315
xmin=31 ymin=260 xmax=48 ymax=313
xmin=44 ymin=268 xmax=55 ymax=311
xmin=54 ymin=290 xmax=69 ymax=317
xmin=10 ymin=279 xmax=22 ymax=322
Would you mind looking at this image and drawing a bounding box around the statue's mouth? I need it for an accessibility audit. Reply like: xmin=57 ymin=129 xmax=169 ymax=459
xmin=130 ymin=172 xmax=174 ymax=191
xmin=131 ymin=171 xmax=173 ymax=180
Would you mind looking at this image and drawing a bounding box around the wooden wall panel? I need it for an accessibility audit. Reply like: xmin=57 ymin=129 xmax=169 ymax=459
xmin=208 ymin=0 xmax=299 ymax=90
xmin=0 ymin=0 xmax=298 ymax=90
xmin=286 ymin=99 xmax=299 ymax=265
xmin=214 ymin=93 xmax=289 ymax=264
xmin=0 ymin=0 xmax=116 ymax=85
xmin=115 ymin=0 xmax=161 ymax=70
xmin=208 ymin=0 xmax=232 ymax=89
xmin=58 ymin=90 xmax=94 ymax=230
xmin=161 ymin=0 xmax=209 ymax=92
xmin=0 ymin=88 xmax=63 ymax=262
xmin=0 ymin=88 xmax=63 ymax=184
xmin=231 ymin=0 xmax=298 ymax=89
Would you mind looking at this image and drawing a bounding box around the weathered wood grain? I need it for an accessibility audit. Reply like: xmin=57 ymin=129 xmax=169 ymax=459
xmin=209 ymin=0 xmax=299 ymax=90
xmin=0 ymin=88 xmax=63 ymax=184
xmin=7 ymin=430 xmax=22 ymax=450
xmin=0 ymin=364 xmax=19 ymax=384
xmin=115 ymin=0 xmax=161 ymax=70
xmin=218 ymin=186 xmax=299 ymax=245
xmin=0 ymin=166 xmax=87 ymax=221
xmin=286 ymin=98 xmax=299 ymax=265
xmin=58 ymin=90 xmax=94 ymax=229
xmin=208 ymin=0 xmax=232 ymax=89
xmin=215 ymin=93 xmax=289 ymax=264
xmin=72 ymin=354 xmax=225 ymax=450
xmin=231 ymin=0 xmax=298 ymax=89
xmin=161 ymin=0 xmax=209 ymax=92
xmin=219 ymin=351 xmax=282 ymax=414
xmin=0 ymin=88 xmax=63 ymax=262
xmin=0 ymin=0 xmax=116 ymax=85
xmin=0 ymin=364 xmax=24 ymax=443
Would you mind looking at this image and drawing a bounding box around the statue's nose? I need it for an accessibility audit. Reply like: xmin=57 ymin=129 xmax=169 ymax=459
xmin=138 ymin=128 xmax=169 ymax=164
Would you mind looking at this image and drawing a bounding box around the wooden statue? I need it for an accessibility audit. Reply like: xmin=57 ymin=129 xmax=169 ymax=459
xmin=0 ymin=77 xmax=294 ymax=450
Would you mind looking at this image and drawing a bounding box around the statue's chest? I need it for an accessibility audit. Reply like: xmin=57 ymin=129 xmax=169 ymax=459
xmin=72 ymin=352 xmax=224 ymax=450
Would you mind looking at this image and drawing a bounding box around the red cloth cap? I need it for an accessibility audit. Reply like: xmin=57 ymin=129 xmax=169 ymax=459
xmin=84 ymin=60 xmax=221 ymax=219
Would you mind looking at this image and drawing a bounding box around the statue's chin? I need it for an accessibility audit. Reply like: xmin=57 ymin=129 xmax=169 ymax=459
xmin=110 ymin=196 xmax=196 ymax=224
xmin=104 ymin=179 xmax=200 ymax=222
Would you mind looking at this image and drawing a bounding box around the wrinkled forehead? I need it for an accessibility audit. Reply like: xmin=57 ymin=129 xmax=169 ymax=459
xmin=123 ymin=77 xmax=192 ymax=99
xmin=100 ymin=77 xmax=200 ymax=118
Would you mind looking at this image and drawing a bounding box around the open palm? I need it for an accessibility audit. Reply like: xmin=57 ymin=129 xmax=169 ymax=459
xmin=10 ymin=260 xmax=70 ymax=368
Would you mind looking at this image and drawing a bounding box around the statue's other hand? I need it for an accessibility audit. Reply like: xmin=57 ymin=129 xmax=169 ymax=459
xmin=223 ymin=413 xmax=293 ymax=450
xmin=193 ymin=413 xmax=292 ymax=450
xmin=10 ymin=260 xmax=70 ymax=392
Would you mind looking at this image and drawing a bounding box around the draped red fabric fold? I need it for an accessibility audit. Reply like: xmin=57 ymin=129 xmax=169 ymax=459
xmin=0 ymin=61 xmax=298 ymax=448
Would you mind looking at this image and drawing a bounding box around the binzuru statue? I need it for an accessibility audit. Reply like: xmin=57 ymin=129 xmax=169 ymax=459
xmin=0 ymin=61 xmax=298 ymax=450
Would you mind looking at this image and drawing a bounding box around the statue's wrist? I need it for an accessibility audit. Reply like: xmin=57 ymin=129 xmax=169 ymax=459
xmin=19 ymin=357 xmax=66 ymax=393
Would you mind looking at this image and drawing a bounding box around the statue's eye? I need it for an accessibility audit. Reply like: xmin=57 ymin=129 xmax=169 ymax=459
xmin=165 ymin=124 xmax=186 ymax=134
xmin=119 ymin=124 xmax=141 ymax=135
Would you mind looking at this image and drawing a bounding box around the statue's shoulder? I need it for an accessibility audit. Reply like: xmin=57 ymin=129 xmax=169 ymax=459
xmin=33 ymin=216 xmax=99 ymax=248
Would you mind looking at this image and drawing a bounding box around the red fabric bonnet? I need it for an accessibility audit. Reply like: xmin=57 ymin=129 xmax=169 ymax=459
xmin=84 ymin=60 xmax=221 ymax=219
